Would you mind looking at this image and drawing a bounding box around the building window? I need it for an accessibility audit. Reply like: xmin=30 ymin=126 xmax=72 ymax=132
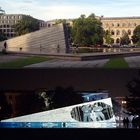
xmin=117 ymin=23 xmax=120 ymax=27
xmin=7 ymin=29 xmax=10 ymax=32
xmin=112 ymin=39 xmax=115 ymax=44
xmin=134 ymin=23 xmax=137 ymax=27
xmin=11 ymin=16 xmax=15 ymax=19
xmin=18 ymin=15 xmax=21 ymax=19
xmin=11 ymin=33 xmax=14 ymax=37
xmin=48 ymin=24 xmax=51 ymax=28
xmin=116 ymin=38 xmax=120 ymax=43
xmin=11 ymin=29 xmax=14 ymax=32
xmin=122 ymin=30 xmax=126 ymax=36
xmin=111 ymin=30 xmax=115 ymax=35
xmin=112 ymin=23 xmax=114 ymax=27
xmin=3 ymin=16 xmax=7 ymax=19
xmin=116 ymin=30 xmax=120 ymax=36
xmin=128 ymin=30 xmax=131 ymax=35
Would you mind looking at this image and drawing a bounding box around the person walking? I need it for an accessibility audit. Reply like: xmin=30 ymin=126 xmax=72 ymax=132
xmin=4 ymin=41 xmax=7 ymax=49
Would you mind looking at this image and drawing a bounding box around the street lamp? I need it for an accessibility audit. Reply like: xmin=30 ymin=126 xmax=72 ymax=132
xmin=121 ymin=100 xmax=127 ymax=112
xmin=122 ymin=101 xmax=127 ymax=104
xmin=119 ymin=100 xmax=127 ymax=122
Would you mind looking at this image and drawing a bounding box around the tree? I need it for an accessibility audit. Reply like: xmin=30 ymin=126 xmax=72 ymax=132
xmin=0 ymin=92 xmax=12 ymax=120
xmin=55 ymin=19 xmax=66 ymax=24
xmin=14 ymin=93 xmax=46 ymax=117
xmin=104 ymin=30 xmax=114 ymax=45
xmin=51 ymin=87 xmax=83 ymax=109
xmin=0 ymin=32 xmax=7 ymax=41
xmin=120 ymin=33 xmax=131 ymax=45
xmin=13 ymin=16 xmax=40 ymax=36
xmin=126 ymin=71 xmax=140 ymax=115
xmin=71 ymin=13 xmax=104 ymax=47
xmin=132 ymin=25 xmax=140 ymax=46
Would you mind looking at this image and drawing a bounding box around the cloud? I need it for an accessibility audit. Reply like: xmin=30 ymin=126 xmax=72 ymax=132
xmin=22 ymin=0 xmax=33 ymax=3
xmin=0 ymin=0 xmax=140 ymax=20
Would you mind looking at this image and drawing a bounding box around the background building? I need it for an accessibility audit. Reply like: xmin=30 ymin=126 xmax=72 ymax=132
xmin=51 ymin=16 xmax=140 ymax=45
xmin=101 ymin=17 xmax=140 ymax=44
xmin=0 ymin=14 xmax=27 ymax=38
xmin=0 ymin=10 xmax=47 ymax=39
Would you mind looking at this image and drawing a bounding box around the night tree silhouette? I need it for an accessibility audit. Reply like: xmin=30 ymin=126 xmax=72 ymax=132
xmin=126 ymin=71 xmax=140 ymax=115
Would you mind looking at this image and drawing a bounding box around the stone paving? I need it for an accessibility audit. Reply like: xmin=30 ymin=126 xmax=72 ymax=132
xmin=25 ymin=59 xmax=109 ymax=68
xmin=125 ymin=56 xmax=140 ymax=68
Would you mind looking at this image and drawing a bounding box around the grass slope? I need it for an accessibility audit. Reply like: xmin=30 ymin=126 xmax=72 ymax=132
xmin=103 ymin=57 xmax=129 ymax=68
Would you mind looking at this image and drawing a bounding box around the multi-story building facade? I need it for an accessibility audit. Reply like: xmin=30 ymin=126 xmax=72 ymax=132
xmin=0 ymin=14 xmax=27 ymax=38
xmin=51 ymin=16 xmax=140 ymax=45
xmin=1 ymin=7 xmax=140 ymax=45
xmin=0 ymin=10 xmax=47 ymax=39
xmin=101 ymin=17 xmax=140 ymax=44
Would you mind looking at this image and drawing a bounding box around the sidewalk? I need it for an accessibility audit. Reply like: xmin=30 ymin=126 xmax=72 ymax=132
xmin=0 ymin=54 xmax=27 ymax=63
xmin=25 ymin=59 xmax=109 ymax=68
xmin=125 ymin=56 xmax=140 ymax=68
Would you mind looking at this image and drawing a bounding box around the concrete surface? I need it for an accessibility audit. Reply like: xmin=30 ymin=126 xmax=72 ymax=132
xmin=25 ymin=59 xmax=109 ymax=68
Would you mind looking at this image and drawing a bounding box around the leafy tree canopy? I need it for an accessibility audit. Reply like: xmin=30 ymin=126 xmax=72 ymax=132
xmin=120 ymin=32 xmax=131 ymax=45
xmin=51 ymin=87 xmax=83 ymax=109
xmin=55 ymin=19 xmax=67 ymax=24
xmin=71 ymin=13 xmax=104 ymax=46
xmin=0 ymin=32 xmax=7 ymax=41
xmin=126 ymin=72 xmax=140 ymax=115
xmin=132 ymin=25 xmax=140 ymax=46
xmin=13 ymin=16 xmax=40 ymax=36
xmin=104 ymin=30 xmax=114 ymax=45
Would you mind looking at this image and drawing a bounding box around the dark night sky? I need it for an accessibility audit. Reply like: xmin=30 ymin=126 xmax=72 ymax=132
xmin=0 ymin=69 xmax=139 ymax=97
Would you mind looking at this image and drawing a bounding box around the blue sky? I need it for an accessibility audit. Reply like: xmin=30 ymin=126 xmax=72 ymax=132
xmin=0 ymin=0 xmax=140 ymax=21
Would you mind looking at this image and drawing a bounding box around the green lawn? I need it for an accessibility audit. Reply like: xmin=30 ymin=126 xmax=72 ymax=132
xmin=103 ymin=57 xmax=129 ymax=68
xmin=0 ymin=56 xmax=50 ymax=68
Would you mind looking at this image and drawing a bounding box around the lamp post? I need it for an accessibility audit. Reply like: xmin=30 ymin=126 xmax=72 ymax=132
xmin=121 ymin=100 xmax=127 ymax=121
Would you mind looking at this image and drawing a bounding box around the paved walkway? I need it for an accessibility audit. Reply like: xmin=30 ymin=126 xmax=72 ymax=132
xmin=25 ymin=59 xmax=109 ymax=68
xmin=125 ymin=56 xmax=140 ymax=68
xmin=25 ymin=56 xmax=140 ymax=68
xmin=1 ymin=54 xmax=140 ymax=68
xmin=0 ymin=55 xmax=27 ymax=63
